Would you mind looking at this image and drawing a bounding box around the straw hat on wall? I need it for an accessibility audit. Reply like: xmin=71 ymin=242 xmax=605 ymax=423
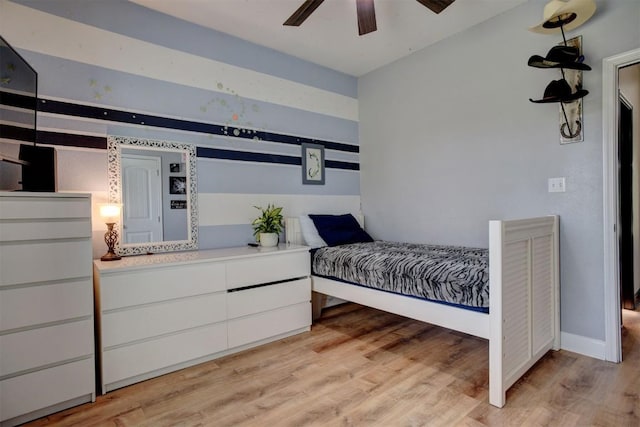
xmin=529 ymin=0 xmax=597 ymax=34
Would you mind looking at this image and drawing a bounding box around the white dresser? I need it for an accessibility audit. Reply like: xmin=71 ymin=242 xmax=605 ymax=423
xmin=93 ymin=244 xmax=311 ymax=394
xmin=0 ymin=192 xmax=95 ymax=427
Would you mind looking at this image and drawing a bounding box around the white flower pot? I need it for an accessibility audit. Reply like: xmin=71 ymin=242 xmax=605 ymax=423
xmin=259 ymin=232 xmax=279 ymax=247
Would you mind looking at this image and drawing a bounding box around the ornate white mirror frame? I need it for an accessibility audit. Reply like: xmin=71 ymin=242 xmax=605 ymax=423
xmin=107 ymin=135 xmax=198 ymax=256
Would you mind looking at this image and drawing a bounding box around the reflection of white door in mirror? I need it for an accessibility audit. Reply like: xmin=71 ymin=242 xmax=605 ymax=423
xmin=122 ymin=154 xmax=163 ymax=243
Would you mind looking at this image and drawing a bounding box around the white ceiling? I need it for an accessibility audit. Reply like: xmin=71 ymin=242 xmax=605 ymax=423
xmin=131 ymin=0 xmax=527 ymax=77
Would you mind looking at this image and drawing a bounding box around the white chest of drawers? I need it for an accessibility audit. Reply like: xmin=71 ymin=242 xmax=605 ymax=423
xmin=0 ymin=192 xmax=94 ymax=427
xmin=93 ymin=244 xmax=311 ymax=394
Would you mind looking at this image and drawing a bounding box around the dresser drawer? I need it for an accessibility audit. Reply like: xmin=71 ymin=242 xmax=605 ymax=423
xmin=228 ymin=302 xmax=311 ymax=348
xmin=0 ymin=218 xmax=91 ymax=242
xmin=0 ymin=196 xmax=90 ymax=220
xmin=0 ymin=280 xmax=92 ymax=331
xmin=226 ymin=251 xmax=310 ymax=290
xmin=0 ymin=319 xmax=93 ymax=378
xmin=227 ymin=278 xmax=311 ymax=319
xmin=99 ymin=262 xmax=226 ymax=310
xmin=0 ymin=358 xmax=94 ymax=422
xmin=103 ymin=322 xmax=227 ymax=387
xmin=102 ymin=293 xmax=227 ymax=347
xmin=0 ymin=240 xmax=92 ymax=286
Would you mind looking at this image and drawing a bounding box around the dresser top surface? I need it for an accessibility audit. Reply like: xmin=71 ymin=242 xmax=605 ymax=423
xmin=94 ymin=244 xmax=310 ymax=273
xmin=0 ymin=191 xmax=91 ymax=199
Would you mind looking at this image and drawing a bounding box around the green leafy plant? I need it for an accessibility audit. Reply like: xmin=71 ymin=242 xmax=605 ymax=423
xmin=251 ymin=204 xmax=284 ymax=239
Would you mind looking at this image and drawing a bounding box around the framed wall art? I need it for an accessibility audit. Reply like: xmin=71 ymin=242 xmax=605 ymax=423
xmin=301 ymin=143 xmax=325 ymax=185
xmin=169 ymin=176 xmax=186 ymax=194
xmin=170 ymin=200 xmax=187 ymax=209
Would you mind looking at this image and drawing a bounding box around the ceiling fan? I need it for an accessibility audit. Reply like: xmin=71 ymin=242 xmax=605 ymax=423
xmin=283 ymin=0 xmax=456 ymax=36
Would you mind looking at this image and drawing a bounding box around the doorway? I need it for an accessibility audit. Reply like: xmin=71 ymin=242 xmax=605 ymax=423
xmin=603 ymin=49 xmax=640 ymax=363
xmin=619 ymin=94 xmax=635 ymax=310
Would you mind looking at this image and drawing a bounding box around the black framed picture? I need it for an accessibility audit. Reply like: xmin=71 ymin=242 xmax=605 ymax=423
xmin=170 ymin=163 xmax=181 ymax=173
xmin=301 ymin=143 xmax=325 ymax=185
xmin=169 ymin=176 xmax=186 ymax=194
xmin=170 ymin=200 xmax=187 ymax=209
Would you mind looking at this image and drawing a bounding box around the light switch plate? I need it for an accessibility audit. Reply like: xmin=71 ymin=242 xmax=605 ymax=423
xmin=548 ymin=177 xmax=566 ymax=193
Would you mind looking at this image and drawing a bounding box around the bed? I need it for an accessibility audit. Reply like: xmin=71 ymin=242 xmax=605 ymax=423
xmin=285 ymin=214 xmax=560 ymax=408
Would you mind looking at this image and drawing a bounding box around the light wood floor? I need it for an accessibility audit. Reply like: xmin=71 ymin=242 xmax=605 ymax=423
xmin=26 ymin=304 xmax=640 ymax=427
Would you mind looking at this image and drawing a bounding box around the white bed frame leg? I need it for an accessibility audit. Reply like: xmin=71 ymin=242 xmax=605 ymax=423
xmin=488 ymin=216 xmax=559 ymax=408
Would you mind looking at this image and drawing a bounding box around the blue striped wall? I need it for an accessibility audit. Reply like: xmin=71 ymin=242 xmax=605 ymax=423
xmin=0 ymin=0 xmax=360 ymax=254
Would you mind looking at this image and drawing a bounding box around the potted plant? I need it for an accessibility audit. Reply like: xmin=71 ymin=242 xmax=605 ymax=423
xmin=251 ymin=204 xmax=284 ymax=247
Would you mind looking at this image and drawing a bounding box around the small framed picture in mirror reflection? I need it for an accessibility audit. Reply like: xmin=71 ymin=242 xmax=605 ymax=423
xmin=170 ymin=176 xmax=186 ymax=194
xmin=171 ymin=200 xmax=187 ymax=209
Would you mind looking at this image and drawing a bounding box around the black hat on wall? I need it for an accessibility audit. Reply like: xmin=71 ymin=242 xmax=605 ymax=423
xmin=528 ymin=45 xmax=591 ymax=70
xmin=529 ymin=79 xmax=588 ymax=103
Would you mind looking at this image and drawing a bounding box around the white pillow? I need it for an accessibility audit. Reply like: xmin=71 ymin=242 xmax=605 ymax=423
xmin=298 ymin=215 xmax=327 ymax=248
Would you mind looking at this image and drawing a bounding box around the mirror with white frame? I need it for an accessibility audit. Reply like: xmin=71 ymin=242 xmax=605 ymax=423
xmin=107 ymin=135 xmax=198 ymax=256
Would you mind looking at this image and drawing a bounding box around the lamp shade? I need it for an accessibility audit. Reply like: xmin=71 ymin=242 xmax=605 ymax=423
xmin=99 ymin=203 xmax=121 ymax=221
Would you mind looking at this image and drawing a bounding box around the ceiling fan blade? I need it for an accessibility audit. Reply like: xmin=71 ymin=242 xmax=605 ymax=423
xmin=356 ymin=0 xmax=377 ymax=35
xmin=415 ymin=0 xmax=456 ymax=14
xmin=284 ymin=0 xmax=325 ymax=26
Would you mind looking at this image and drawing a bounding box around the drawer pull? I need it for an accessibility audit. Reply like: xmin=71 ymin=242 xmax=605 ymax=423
xmin=227 ymin=276 xmax=308 ymax=293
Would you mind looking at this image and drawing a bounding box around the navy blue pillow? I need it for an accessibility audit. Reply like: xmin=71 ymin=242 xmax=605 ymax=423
xmin=308 ymin=214 xmax=373 ymax=247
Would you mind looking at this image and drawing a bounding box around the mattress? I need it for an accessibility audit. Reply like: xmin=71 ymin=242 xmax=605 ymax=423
xmin=311 ymin=241 xmax=489 ymax=312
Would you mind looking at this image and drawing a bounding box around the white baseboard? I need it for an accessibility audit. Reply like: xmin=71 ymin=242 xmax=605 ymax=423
xmin=560 ymin=331 xmax=606 ymax=360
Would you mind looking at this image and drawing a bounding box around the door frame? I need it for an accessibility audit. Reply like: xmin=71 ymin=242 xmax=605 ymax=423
xmin=603 ymin=48 xmax=640 ymax=362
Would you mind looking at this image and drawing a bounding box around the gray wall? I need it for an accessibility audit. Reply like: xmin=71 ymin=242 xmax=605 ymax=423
xmin=358 ymin=0 xmax=640 ymax=342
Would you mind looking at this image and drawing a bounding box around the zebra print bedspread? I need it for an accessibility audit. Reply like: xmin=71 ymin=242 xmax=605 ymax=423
xmin=312 ymin=241 xmax=489 ymax=310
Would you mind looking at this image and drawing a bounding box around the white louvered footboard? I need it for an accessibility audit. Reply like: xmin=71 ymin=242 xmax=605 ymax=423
xmin=488 ymin=216 xmax=560 ymax=408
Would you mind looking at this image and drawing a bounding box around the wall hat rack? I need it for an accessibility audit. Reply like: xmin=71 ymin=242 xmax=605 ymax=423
xmin=528 ymin=0 xmax=596 ymax=143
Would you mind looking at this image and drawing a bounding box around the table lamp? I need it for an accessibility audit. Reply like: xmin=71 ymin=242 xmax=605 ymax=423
xmin=100 ymin=203 xmax=122 ymax=261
